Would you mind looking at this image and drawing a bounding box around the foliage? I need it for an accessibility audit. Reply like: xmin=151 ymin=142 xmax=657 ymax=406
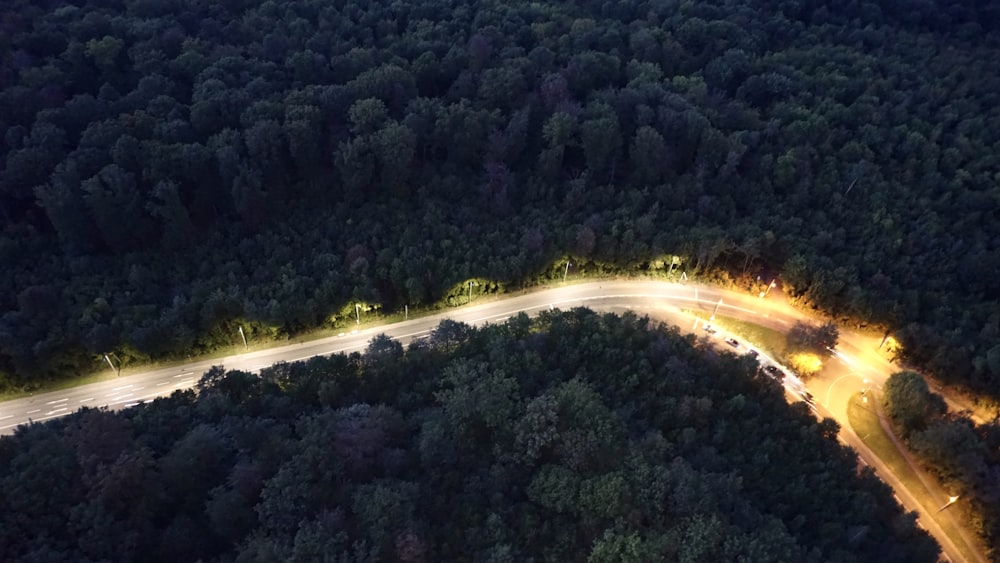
xmin=0 ymin=311 xmax=940 ymax=562
xmin=884 ymin=370 xmax=1000 ymax=558
xmin=785 ymin=321 xmax=839 ymax=356
xmin=883 ymin=371 xmax=946 ymax=437
xmin=1 ymin=0 xmax=1000 ymax=416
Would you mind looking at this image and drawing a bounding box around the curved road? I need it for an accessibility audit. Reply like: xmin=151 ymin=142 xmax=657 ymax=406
xmin=0 ymin=280 xmax=982 ymax=562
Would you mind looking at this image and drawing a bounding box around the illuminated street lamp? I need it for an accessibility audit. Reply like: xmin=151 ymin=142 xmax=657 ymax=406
xmin=104 ymin=353 xmax=121 ymax=376
xmin=937 ymin=495 xmax=960 ymax=512
xmin=563 ymin=260 xmax=572 ymax=283
xmin=238 ymin=325 xmax=248 ymax=351
xmin=759 ymin=279 xmax=777 ymax=298
xmin=468 ymin=280 xmax=478 ymax=304
xmin=710 ymin=298 xmax=723 ymax=322
xmin=355 ymin=303 xmax=361 ymax=325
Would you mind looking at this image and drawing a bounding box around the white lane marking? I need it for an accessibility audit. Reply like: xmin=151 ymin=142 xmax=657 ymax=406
xmin=45 ymin=407 xmax=67 ymax=415
xmin=0 ymin=415 xmax=12 ymax=420
xmin=174 ymin=372 xmax=193 ymax=378
xmin=26 ymin=409 xmax=40 ymax=414
xmin=37 ymin=412 xmax=71 ymax=422
xmin=106 ymin=398 xmax=140 ymax=406
xmin=395 ymin=329 xmax=432 ymax=339
xmin=133 ymin=386 xmax=144 ymax=391
xmin=112 ymin=384 xmax=133 ymax=391
xmin=156 ymin=381 xmax=170 ymax=386
xmin=46 ymin=398 xmax=68 ymax=405
xmin=79 ymin=397 xmax=94 ymax=403
xmin=124 ymin=402 xmax=139 ymax=408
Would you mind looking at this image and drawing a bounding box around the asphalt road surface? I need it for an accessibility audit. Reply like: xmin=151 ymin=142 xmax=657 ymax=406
xmin=0 ymin=280 xmax=981 ymax=562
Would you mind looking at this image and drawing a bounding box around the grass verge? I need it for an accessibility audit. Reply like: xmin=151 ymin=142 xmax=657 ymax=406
xmin=685 ymin=310 xmax=788 ymax=357
xmin=847 ymin=391 xmax=980 ymax=562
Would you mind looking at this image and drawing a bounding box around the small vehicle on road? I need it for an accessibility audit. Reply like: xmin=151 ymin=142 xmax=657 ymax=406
xmin=763 ymin=365 xmax=783 ymax=379
xmin=724 ymin=337 xmax=740 ymax=348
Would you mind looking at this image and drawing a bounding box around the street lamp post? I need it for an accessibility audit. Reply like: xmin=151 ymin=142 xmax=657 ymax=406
xmin=710 ymin=298 xmax=723 ymax=322
xmin=760 ymin=279 xmax=777 ymax=298
xmin=355 ymin=303 xmax=361 ymax=325
xmin=563 ymin=260 xmax=572 ymax=283
xmin=468 ymin=280 xmax=478 ymax=304
xmin=104 ymin=354 xmax=120 ymax=376
xmin=238 ymin=325 xmax=248 ymax=351
xmin=938 ymin=495 xmax=960 ymax=512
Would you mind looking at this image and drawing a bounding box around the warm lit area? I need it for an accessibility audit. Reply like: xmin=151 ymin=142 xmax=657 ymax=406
xmin=788 ymin=352 xmax=823 ymax=377
xmin=882 ymin=335 xmax=902 ymax=356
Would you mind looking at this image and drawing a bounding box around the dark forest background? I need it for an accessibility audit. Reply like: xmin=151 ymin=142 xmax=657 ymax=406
xmin=0 ymin=311 xmax=942 ymax=562
xmin=2 ymin=0 xmax=999 ymax=394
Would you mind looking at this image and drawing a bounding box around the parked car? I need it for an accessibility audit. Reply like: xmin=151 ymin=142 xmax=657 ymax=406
xmin=724 ymin=338 xmax=740 ymax=348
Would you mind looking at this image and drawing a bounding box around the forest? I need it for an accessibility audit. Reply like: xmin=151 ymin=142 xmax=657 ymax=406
xmin=0 ymin=310 xmax=942 ymax=562
xmin=1 ymin=0 xmax=999 ymax=397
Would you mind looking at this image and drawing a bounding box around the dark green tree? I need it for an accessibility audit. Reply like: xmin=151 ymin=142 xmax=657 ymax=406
xmin=883 ymin=371 xmax=946 ymax=437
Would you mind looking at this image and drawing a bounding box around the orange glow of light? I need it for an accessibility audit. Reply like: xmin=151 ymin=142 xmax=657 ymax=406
xmin=789 ymin=352 xmax=823 ymax=376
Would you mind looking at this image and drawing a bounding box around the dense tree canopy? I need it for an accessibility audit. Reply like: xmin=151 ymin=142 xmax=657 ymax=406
xmin=0 ymin=310 xmax=941 ymax=561
xmin=1 ymin=0 xmax=999 ymax=401
xmin=883 ymin=370 xmax=946 ymax=437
